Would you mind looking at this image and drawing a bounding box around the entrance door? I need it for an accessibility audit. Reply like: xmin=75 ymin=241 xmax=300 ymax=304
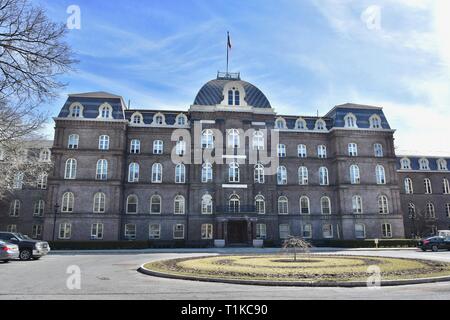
xmin=227 ymin=221 xmax=248 ymax=245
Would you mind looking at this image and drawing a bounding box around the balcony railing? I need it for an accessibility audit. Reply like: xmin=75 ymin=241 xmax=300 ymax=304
xmin=217 ymin=71 xmax=241 ymax=80
xmin=215 ymin=205 xmax=256 ymax=214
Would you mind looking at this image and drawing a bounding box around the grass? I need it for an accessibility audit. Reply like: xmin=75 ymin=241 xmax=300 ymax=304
xmin=143 ymin=254 xmax=450 ymax=283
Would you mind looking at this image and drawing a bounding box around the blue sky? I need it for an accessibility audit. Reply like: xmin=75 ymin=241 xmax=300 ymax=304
xmin=36 ymin=0 xmax=450 ymax=156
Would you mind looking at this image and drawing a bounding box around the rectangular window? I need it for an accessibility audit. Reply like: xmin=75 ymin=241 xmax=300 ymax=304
xmin=59 ymin=223 xmax=71 ymax=240
xmin=279 ymin=224 xmax=290 ymax=239
xmin=149 ymin=224 xmax=161 ymax=240
xmin=91 ymin=223 xmax=104 ymax=240
xmin=348 ymin=143 xmax=358 ymax=157
xmin=382 ymin=223 xmax=392 ymax=238
xmin=124 ymin=224 xmax=136 ymax=240
xmin=322 ymin=224 xmax=333 ymax=239
xmin=173 ymin=224 xmax=185 ymax=239
xmin=277 ymin=144 xmax=286 ymax=158
xmin=256 ymin=224 xmax=267 ymax=240
xmin=302 ymin=224 xmax=312 ymax=239
xmin=298 ymin=145 xmax=307 ymax=158
xmin=446 ymin=204 xmax=450 ymax=218
xmin=201 ymin=224 xmax=213 ymax=240
xmin=7 ymin=225 xmax=17 ymax=233
xmin=32 ymin=225 xmax=42 ymax=239
xmin=355 ymin=224 xmax=366 ymax=239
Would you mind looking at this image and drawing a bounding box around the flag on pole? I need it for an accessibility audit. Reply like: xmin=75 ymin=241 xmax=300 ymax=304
xmin=227 ymin=32 xmax=232 ymax=50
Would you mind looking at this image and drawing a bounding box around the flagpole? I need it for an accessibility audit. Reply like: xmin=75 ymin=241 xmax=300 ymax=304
xmin=226 ymin=31 xmax=229 ymax=75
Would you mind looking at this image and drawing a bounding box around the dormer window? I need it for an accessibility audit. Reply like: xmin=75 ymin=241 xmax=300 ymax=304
xmin=99 ymin=103 xmax=113 ymax=119
xmin=176 ymin=114 xmax=187 ymax=126
xmin=295 ymin=118 xmax=307 ymax=130
xmin=437 ymin=158 xmax=448 ymax=171
xmin=275 ymin=118 xmax=286 ymax=129
xmin=131 ymin=113 xmax=143 ymax=124
xmin=419 ymin=158 xmax=430 ymax=170
xmin=369 ymin=114 xmax=382 ymax=129
xmin=228 ymin=87 xmax=240 ymax=106
xmin=344 ymin=113 xmax=358 ymax=128
xmin=69 ymin=103 xmax=83 ymax=118
xmin=315 ymin=119 xmax=326 ymax=131
xmin=400 ymin=158 xmax=411 ymax=170
xmin=39 ymin=149 xmax=51 ymax=162
xmin=153 ymin=113 xmax=165 ymax=125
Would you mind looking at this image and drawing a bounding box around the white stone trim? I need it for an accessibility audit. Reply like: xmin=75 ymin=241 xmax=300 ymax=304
xmin=222 ymin=184 xmax=248 ymax=189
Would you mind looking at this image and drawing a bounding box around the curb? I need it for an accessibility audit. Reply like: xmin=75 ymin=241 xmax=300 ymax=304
xmin=137 ymin=263 xmax=450 ymax=288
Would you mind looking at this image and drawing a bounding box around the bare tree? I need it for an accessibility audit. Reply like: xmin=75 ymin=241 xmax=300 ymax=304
xmin=0 ymin=0 xmax=75 ymax=197
xmin=282 ymin=236 xmax=312 ymax=262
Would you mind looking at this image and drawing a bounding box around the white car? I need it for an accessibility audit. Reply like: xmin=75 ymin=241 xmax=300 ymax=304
xmin=0 ymin=240 xmax=20 ymax=262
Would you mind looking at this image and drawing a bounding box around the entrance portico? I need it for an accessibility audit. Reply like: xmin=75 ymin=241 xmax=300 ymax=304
xmin=216 ymin=217 xmax=257 ymax=246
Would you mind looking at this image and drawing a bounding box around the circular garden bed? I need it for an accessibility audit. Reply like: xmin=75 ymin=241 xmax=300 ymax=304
xmin=140 ymin=254 xmax=450 ymax=287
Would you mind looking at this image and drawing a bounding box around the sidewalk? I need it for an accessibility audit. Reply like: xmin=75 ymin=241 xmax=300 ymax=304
xmin=49 ymin=247 xmax=419 ymax=255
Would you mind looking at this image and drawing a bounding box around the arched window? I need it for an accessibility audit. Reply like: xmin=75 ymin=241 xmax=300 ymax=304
xmin=228 ymin=90 xmax=234 ymax=105
xmin=99 ymin=135 xmax=110 ymax=150
xmin=201 ymin=129 xmax=214 ymax=149
xmin=128 ymin=163 xmax=139 ymax=183
xmin=298 ymin=166 xmax=308 ymax=185
xmin=376 ymin=165 xmax=386 ymax=184
xmin=93 ymin=192 xmax=106 ymax=213
xmin=201 ymin=194 xmax=213 ymax=215
xmin=229 ymin=162 xmax=240 ymax=183
xmin=404 ymin=178 xmax=414 ymax=194
xmin=424 ymin=178 xmax=433 ymax=194
xmin=9 ymin=200 xmax=20 ymax=216
xmin=400 ymin=158 xmax=411 ymax=170
xmin=278 ymin=196 xmax=289 ymax=215
xmin=174 ymin=195 xmax=185 ymax=215
xmin=438 ymin=159 xmax=448 ymax=171
xmin=68 ymin=134 xmax=79 ymax=149
xmin=254 ymin=164 xmax=265 ymax=184
xmin=277 ymin=166 xmax=287 ymax=185
xmin=319 ymin=167 xmax=329 ymax=185
xmin=300 ymin=196 xmax=310 ymax=215
xmin=69 ymin=102 xmax=83 ymax=118
xmin=382 ymin=224 xmax=392 ymax=238
xmin=152 ymin=163 xmax=163 ymax=183
xmin=277 ymin=144 xmax=286 ymax=158
xmin=176 ymin=114 xmax=187 ymax=126
xmin=202 ymin=162 xmax=213 ymax=183
xmin=298 ymin=144 xmax=307 ymax=158
xmin=443 ymin=178 xmax=450 ymax=194
xmin=295 ymin=118 xmax=307 ymax=130
xmin=175 ymin=164 xmax=186 ymax=184
xmin=252 ymin=131 xmax=264 ymax=150
xmin=153 ymin=113 xmax=165 ymax=125
xmin=227 ymin=129 xmax=240 ymax=148
xmin=317 ymin=145 xmax=327 ymax=159
xmin=99 ymin=103 xmax=113 ymax=119
xmin=33 ymin=200 xmax=45 ymax=217
xmin=229 ymin=194 xmax=240 ymax=213
xmin=150 ymin=195 xmax=161 ymax=214
xmin=419 ymin=158 xmax=430 ymax=170
xmin=348 ymin=143 xmax=358 ymax=157
xmin=227 ymin=87 xmax=241 ymax=106
xmin=62 ymin=192 xmax=74 ymax=213
xmin=130 ymin=139 xmax=140 ymax=154
xmin=234 ymin=90 xmax=240 ymax=106
xmin=96 ymin=159 xmax=108 ymax=180
xmin=374 ymin=143 xmax=383 ymax=157
xmin=344 ymin=113 xmax=358 ymax=128
xmin=131 ymin=112 xmax=143 ymax=124
xmin=126 ymin=195 xmax=138 ymax=214
xmin=350 ymin=165 xmax=360 ymax=184
xmin=275 ymin=117 xmax=286 ymax=129
xmin=352 ymin=195 xmax=363 ymax=214
xmin=39 ymin=149 xmax=51 ymax=162
xmin=37 ymin=173 xmax=48 ymax=190
xmin=408 ymin=203 xmax=416 ymax=219
xmin=65 ymin=159 xmax=77 ymax=179
xmin=175 ymin=140 xmax=186 ymax=156
xmin=153 ymin=140 xmax=163 ymax=154
xmin=255 ymin=195 xmax=265 ymax=214
xmin=426 ymin=202 xmax=435 ymax=219
xmin=378 ymin=195 xmax=389 ymax=214
xmin=321 ymin=197 xmax=331 ymax=215
xmin=369 ymin=114 xmax=382 ymax=129
xmin=315 ymin=119 xmax=326 ymax=131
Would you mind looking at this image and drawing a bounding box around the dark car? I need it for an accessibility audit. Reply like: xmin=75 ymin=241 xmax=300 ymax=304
xmin=417 ymin=236 xmax=450 ymax=252
xmin=0 ymin=232 xmax=50 ymax=260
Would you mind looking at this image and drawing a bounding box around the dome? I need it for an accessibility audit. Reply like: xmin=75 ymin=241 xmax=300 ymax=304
xmin=193 ymin=76 xmax=272 ymax=109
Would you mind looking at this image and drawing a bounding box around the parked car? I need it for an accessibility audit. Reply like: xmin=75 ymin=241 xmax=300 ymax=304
xmin=0 ymin=232 xmax=50 ymax=260
xmin=417 ymin=236 xmax=450 ymax=252
xmin=0 ymin=240 xmax=19 ymax=263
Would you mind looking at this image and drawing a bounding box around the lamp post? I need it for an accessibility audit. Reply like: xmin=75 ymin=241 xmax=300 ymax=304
xmin=52 ymin=202 xmax=60 ymax=241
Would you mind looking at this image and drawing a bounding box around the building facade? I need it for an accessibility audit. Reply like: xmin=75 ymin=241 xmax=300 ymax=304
xmin=1 ymin=72 xmax=448 ymax=245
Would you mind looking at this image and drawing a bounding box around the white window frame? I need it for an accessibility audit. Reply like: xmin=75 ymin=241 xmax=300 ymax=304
xmin=99 ymin=135 xmax=110 ymax=150
xmin=126 ymin=195 xmax=138 ymax=214
xmin=124 ymin=224 xmax=136 ymax=240
xmin=298 ymin=144 xmax=307 ymax=158
xmin=277 ymin=166 xmax=287 ymax=185
xmin=68 ymin=134 xmax=79 ymax=149
xmin=93 ymin=192 xmax=106 ymax=213
xmin=149 ymin=224 xmax=161 ymax=240
xmin=378 ymin=195 xmax=389 ymax=214
xmin=130 ymin=139 xmax=141 ymax=154
xmin=201 ymin=224 xmax=213 ymax=240
xmin=300 ymin=196 xmax=310 ymax=215
xmin=279 ymin=224 xmax=290 ymax=239
xmin=202 ymin=162 xmax=213 ymax=183
xmin=278 ymin=196 xmax=289 ymax=215
xmin=91 ymin=223 xmax=104 ymax=240
xmin=62 ymin=192 xmax=74 ymax=213
xmin=319 ymin=167 xmax=329 ymax=185
xmin=152 ymin=163 xmax=163 ymax=183
xmin=173 ymin=224 xmax=185 ymax=239
xmin=59 ymin=223 xmax=72 ymax=240
xmin=382 ymin=223 xmax=392 ymax=238
xmin=153 ymin=140 xmax=164 ymax=155
xmin=317 ymin=145 xmax=327 ymax=159
xmin=376 ymin=165 xmax=386 ymax=184
xmin=174 ymin=195 xmax=185 ymax=215
xmin=352 ymin=195 xmax=363 ymax=214
xmin=64 ymin=159 xmax=77 ymax=179
xmin=348 ymin=143 xmax=358 ymax=157
xmin=322 ymin=224 xmax=333 ymax=239
xmin=96 ymin=159 xmax=108 ymax=180
xmin=350 ymin=165 xmax=360 ymax=184
xmin=175 ymin=163 xmax=186 ymax=184
xmin=128 ymin=163 xmax=139 ymax=183
xmin=201 ymin=194 xmax=213 ymax=215
xmin=150 ymin=195 xmax=162 ymax=215
xmin=298 ymin=166 xmax=308 ymax=185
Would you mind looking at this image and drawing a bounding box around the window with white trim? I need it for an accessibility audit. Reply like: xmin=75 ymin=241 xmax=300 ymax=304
xmin=426 ymin=202 xmax=435 ymax=219
xmin=279 ymin=224 xmax=290 ymax=239
xmin=173 ymin=224 xmax=185 ymax=239
xmin=150 ymin=195 xmax=161 ymax=214
xmin=99 ymin=104 xmax=113 ymax=119
xmin=128 ymin=163 xmax=139 ymax=183
xmin=445 ymin=203 xmax=450 ymax=218
xmin=175 ymin=140 xmax=186 ymax=156
xmin=69 ymin=103 xmax=83 ymax=118
xmin=201 ymin=194 xmax=213 ymax=215
xmin=96 ymin=159 xmax=108 ymax=180
xmin=443 ymin=178 xmax=450 ymax=194
xmin=295 ymin=118 xmax=307 ymax=130
xmin=37 ymin=173 xmax=47 ymax=190
xmin=321 ymin=196 xmax=331 ymax=215
xmin=350 ymin=165 xmax=360 ymax=184
xmin=255 ymin=195 xmax=265 ymax=214
xmin=277 ymin=144 xmax=286 ymax=158
xmin=254 ymin=164 xmax=265 ymax=184
xmin=32 ymin=225 xmax=42 ymax=239
xmin=91 ymin=223 xmax=104 ymax=240
xmin=152 ymin=163 xmax=163 ymax=183
xmin=344 ymin=113 xmax=357 ymax=128
xmin=33 ymin=200 xmax=45 ymax=217
xmin=153 ymin=140 xmax=163 ymax=154
xmin=317 ymin=145 xmax=327 ymax=159
xmin=298 ymin=144 xmax=307 ymax=158
xmin=124 ymin=224 xmax=136 ymax=240
xmin=39 ymin=149 xmax=51 ymax=162
xmin=202 ymin=163 xmax=213 ymax=183
xmin=302 ymin=224 xmax=313 ymax=239
xmin=278 ymin=196 xmax=289 ymax=215
xmin=419 ymin=158 xmax=430 ymax=170
xmin=59 ymin=223 xmax=71 ymax=240
xmin=405 ymin=178 xmax=414 ymax=194
xmin=438 ymin=159 xmax=448 ymax=171
xmin=10 ymin=200 xmax=20 ymax=217
xmin=376 ymin=165 xmax=386 ymax=184
xmin=126 ymin=195 xmax=138 ymax=214
xmin=62 ymin=192 xmax=74 ymax=213
xmin=277 ymin=166 xmax=287 ymax=185
xmin=130 ymin=139 xmax=140 ymax=154
xmin=175 ymin=164 xmax=186 ymax=184
xmin=93 ymin=192 xmax=106 ymax=213
xmin=300 ymin=196 xmax=310 ymax=215
xmin=275 ymin=118 xmax=286 ymax=129
xmin=99 ymin=135 xmax=110 ymax=150
xmin=201 ymin=224 xmax=213 ymax=240
xmin=153 ymin=113 xmax=165 ymax=125
xmin=256 ymin=224 xmax=267 ymax=240
xmin=352 ymin=195 xmax=363 ymax=214
xmin=424 ymin=178 xmax=433 ymax=194
xmin=378 ymin=195 xmax=389 ymax=214
xmin=315 ymin=119 xmax=326 ymax=131
xmin=149 ymin=224 xmax=161 ymax=239
xmin=229 ymin=162 xmax=240 ymax=183
xmin=228 ymin=87 xmax=241 ymax=106
xmin=7 ymin=225 xmax=17 ymax=233
xmin=227 ymin=129 xmax=240 ymax=148
xmin=374 ymin=143 xmax=383 ymax=157
xmin=348 ymin=143 xmax=358 ymax=157
xmin=400 ymin=158 xmax=411 ymax=170
xmin=201 ymin=129 xmax=214 ymax=149
xmin=355 ymin=223 xmax=366 ymax=239
xmin=68 ymin=134 xmax=79 ymax=149
xmin=369 ymin=114 xmax=382 ymax=129
xmin=176 ymin=114 xmax=187 ymax=126
xmin=174 ymin=195 xmax=185 ymax=215
xmin=12 ymin=172 xmax=23 ymax=189
xmin=229 ymin=194 xmax=240 ymax=213
xmin=319 ymin=167 xmax=329 ymax=185
xmin=298 ymin=166 xmax=308 ymax=185
xmin=382 ymin=223 xmax=392 ymax=238
xmin=322 ymin=224 xmax=333 ymax=238
xmin=131 ymin=113 xmax=143 ymax=124
xmin=252 ymin=131 xmax=264 ymax=150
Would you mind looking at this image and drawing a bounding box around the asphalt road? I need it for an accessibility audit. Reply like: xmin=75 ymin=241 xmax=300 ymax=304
xmin=1 ymin=249 xmax=450 ymax=300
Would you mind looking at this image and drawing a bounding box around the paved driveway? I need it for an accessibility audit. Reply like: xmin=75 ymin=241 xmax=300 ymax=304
xmin=1 ymin=249 xmax=450 ymax=300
